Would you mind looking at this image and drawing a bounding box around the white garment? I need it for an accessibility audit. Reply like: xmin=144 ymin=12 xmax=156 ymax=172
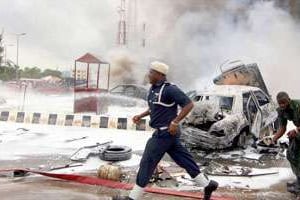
xmin=194 ymin=173 xmax=210 ymax=187
xmin=129 ymin=184 xmax=144 ymax=200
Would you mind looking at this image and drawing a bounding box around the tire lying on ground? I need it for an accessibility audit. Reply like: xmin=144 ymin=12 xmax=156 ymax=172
xmin=100 ymin=145 xmax=132 ymax=161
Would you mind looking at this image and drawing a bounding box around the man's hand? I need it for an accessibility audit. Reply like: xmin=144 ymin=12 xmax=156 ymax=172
xmin=272 ymin=126 xmax=287 ymax=144
xmin=132 ymin=110 xmax=150 ymax=124
xmin=168 ymin=121 xmax=178 ymax=135
xmin=287 ymin=129 xmax=298 ymax=139
xmin=132 ymin=115 xmax=141 ymax=124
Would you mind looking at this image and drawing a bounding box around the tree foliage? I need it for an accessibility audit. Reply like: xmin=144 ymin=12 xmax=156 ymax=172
xmin=0 ymin=65 xmax=63 ymax=81
xmin=0 ymin=65 xmax=17 ymax=81
xmin=20 ymin=67 xmax=42 ymax=79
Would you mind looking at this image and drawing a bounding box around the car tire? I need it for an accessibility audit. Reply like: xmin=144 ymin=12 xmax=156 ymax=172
xmin=100 ymin=145 xmax=132 ymax=161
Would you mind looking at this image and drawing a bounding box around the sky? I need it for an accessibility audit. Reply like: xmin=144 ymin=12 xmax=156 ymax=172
xmin=1 ymin=0 xmax=300 ymax=97
xmin=0 ymin=0 xmax=119 ymax=71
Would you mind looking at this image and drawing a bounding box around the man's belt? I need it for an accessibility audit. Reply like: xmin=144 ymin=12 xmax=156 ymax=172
xmin=156 ymin=126 xmax=168 ymax=131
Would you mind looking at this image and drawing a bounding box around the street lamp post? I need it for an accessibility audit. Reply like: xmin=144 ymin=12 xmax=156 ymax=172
xmin=16 ymin=33 xmax=26 ymax=66
xmin=4 ymin=44 xmax=14 ymax=64
xmin=15 ymin=33 xmax=26 ymax=80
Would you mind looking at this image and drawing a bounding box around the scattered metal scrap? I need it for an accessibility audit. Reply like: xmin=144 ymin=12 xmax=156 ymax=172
xmin=64 ymin=136 xmax=88 ymax=143
xmin=251 ymin=135 xmax=288 ymax=154
xmin=205 ymin=161 xmax=279 ymax=177
xmin=70 ymin=141 xmax=133 ymax=162
xmin=16 ymin=128 xmax=30 ymax=131
xmin=49 ymin=163 xmax=83 ymax=171
xmin=70 ymin=141 xmax=113 ymax=162
xmin=150 ymin=166 xmax=173 ymax=183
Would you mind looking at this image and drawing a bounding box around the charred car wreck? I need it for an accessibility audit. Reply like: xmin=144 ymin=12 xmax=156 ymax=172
xmin=181 ymin=62 xmax=278 ymax=150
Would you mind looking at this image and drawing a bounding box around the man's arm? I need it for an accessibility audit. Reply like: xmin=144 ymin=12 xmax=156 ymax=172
xmin=172 ymin=101 xmax=194 ymax=124
xmin=273 ymin=126 xmax=287 ymax=143
xmin=285 ymin=126 xmax=300 ymax=140
xmin=169 ymin=101 xmax=194 ymax=135
xmin=132 ymin=109 xmax=150 ymax=124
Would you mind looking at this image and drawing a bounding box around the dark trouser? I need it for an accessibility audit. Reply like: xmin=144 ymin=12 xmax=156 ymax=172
xmin=287 ymin=139 xmax=300 ymax=177
xmin=136 ymin=129 xmax=200 ymax=187
xmin=287 ymin=155 xmax=300 ymax=178
xmin=286 ymin=141 xmax=300 ymax=194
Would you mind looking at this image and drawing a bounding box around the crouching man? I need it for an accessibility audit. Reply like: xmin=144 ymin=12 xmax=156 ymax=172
xmin=273 ymin=91 xmax=300 ymax=195
xmin=113 ymin=61 xmax=218 ymax=200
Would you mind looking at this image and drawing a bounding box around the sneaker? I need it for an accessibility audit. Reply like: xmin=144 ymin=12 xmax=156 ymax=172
xmin=112 ymin=195 xmax=133 ymax=200
xmin=204 ymin=180 xmax=219 ymax=200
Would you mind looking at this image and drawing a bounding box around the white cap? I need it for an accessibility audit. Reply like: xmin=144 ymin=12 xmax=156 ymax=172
xmin=150 ymin=61 xmax=169 ymax=75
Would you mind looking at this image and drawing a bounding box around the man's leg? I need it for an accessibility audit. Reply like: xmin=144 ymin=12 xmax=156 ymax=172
xmin=117 ymin=135 xmax=172 ymax=200
xmin=287 ymin=150 xmax=300 ymax=194
xmin=167 ymin=139 xmax=218 ymax=200
xmin=291 ymin=162 xmax=300 ymax=195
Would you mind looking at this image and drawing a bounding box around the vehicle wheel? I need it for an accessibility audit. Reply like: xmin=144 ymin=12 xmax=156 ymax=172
xmin=233 ymin=131 xmax=247 ymax=149
xmin=100 ymin=145 xmax=132 ymax=161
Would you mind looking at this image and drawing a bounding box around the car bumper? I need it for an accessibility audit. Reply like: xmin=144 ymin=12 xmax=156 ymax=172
xmin=181 ymin=126 xmax=231 ymax=149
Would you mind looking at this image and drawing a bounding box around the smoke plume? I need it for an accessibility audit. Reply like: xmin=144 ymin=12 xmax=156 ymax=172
xmin=125 ymin=0 xmax=300 ymax=98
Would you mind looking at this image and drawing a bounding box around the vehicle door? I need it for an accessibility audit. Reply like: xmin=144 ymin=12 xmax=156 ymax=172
xmin=242 ymin=92 xmax=262 ymax=138
xmin=252 ymin=90 xmax=277 ymax=127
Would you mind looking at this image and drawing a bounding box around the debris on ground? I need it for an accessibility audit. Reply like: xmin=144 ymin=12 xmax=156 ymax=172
xmin=97 ymin=164 xmax=122 ymax=181
xmin=64 ymin=136 xmax=88 ymax=143
xmin=205 ymin=161 xmax=279 ymax=177
xmin=16 ymin=128 xmax=30 ymax=132
xmin=99 ymin=145 xmax=132 ymax=162
xmin=255 ymin=136 xmax=285 ymax=154
xmin=50 ymin=163 xmax=83 ymax=171
xmin=70 ymin=141 xmax=113 ymax=162
xmin=13 ymin=170 xmax=29 ymax=177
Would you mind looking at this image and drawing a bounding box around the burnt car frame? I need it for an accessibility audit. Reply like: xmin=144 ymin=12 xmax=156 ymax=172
xmin=109 ymin=84 xmax=148 ymax=101
xmin=181 ymin=62 xmax=278 ymax=150
xmin=74 ymin=84 xmax=148 ymax=114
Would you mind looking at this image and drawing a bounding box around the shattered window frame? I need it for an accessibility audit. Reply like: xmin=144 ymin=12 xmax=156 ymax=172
xmin=186 ymin=90 xmax=197 ymax=99
xmin=219 ymin=96 xmax=234 ymax=111
xmin=242 ymin=92 xmax=259 ymax=123
xmin=253 ymin=90 xmax=270 ymax=106
xmin=193 ymin=95 xmax=203 ymax=102
xmin=194 ymin=94 xmax=234 ymax=111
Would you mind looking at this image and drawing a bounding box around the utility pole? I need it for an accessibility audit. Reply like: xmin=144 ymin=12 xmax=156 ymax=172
xmin=4 ymin=44 xmax=14 ymax=64
xmin=142 ymin=23 xmax=146 ymax=48
xmin=117 ymin=0 xmax=127 ymax=46
xmin=0 ymin=29 xmax=4 ymax=66
xmin=16 ymin=33 xmax=26 ymax=67
xmin=15 ymin=32 xmax=26 ymax=81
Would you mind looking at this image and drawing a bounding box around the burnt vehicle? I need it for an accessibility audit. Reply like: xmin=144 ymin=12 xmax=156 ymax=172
xmin=75 ymin=84 xmax=148 ymax=114
xmin=109 ymin=84 xmax=148 ymax=101
xmin=181 ymin=62 xmax=278 ymax=150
